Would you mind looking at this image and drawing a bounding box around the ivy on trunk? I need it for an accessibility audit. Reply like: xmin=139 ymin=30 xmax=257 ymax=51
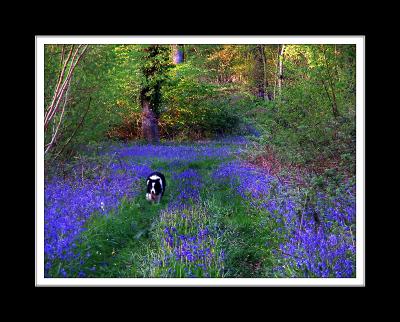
xmin=139 ymin=45 xmax=172 ymax=143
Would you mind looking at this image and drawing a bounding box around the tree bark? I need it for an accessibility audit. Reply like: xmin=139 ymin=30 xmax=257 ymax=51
xmin=259 ymin=45 xmax=270 ymax=101
xmin=322 ymin=45 xmax=340 ymax=118
xmin=140 ymin=45 xmax=167 ymax=143
xmin=44 ymin=45 xmax=88 ymax=130
xmin=254 ymin=45 xmax=266 ymax=99
xmin=141 ymin=89 xmax=159 ymax=143
xmin=278 ymin=44 xmax=285 ymax=97
xmin=45 ymin=77 xmax=71 ymax=154
xmin=273 ymin=45 xmax=280 ymax=99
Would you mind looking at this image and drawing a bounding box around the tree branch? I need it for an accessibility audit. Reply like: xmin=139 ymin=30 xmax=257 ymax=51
xmin=45 ymin=77 xmax=71 ymax=154
xmin=52 ymin=97 xmax=92 ymax=161
xmin=45 ymin=45 xmax=89 ymax=130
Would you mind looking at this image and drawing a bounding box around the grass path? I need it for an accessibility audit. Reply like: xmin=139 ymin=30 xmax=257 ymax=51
xmin=69 ymin=156 xmax=254 ymax=278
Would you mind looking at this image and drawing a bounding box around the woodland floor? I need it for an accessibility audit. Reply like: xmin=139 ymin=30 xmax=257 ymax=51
xmin=44 ymin=136 xmax=356 ymax=278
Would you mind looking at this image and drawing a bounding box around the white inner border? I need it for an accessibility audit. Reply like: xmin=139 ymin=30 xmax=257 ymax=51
xmin=36 ymin=36 xmax=365 ymax=287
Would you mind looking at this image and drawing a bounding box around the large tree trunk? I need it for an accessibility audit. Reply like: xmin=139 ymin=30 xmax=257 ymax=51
xmin=140 ymin=45 xmax=168 ymax=143
xmin=141 ymin=89 xmax=159 ymax=143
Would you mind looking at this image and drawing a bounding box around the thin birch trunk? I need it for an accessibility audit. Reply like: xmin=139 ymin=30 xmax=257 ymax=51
xmin=278 ymin=44 xmax=285 ymax=97
xmin=322 ymin=45 xmax=340 ymax=118
xmin=46 ymin=45 xmax=88 ymax=125
xmin=45 ymin=78 xmax=71 ymax=154
xmin=260 ymin=45 xmax=270 ymax=101
xmin=45 ymin=45 xmax=88 ymax=130
xmin=273 ymin=45 xmax=280 ymax=100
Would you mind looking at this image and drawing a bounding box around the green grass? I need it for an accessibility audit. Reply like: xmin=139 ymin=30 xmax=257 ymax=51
xmin=199 ymin=180 xmax=285 ymax=278
xmin=61 ymin=196 xmax=164 ymax=277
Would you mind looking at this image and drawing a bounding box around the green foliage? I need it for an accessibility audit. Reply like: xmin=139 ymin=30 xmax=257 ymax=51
xmin=161 ymin=61 xmax=241 ymax=138
xmin=139 ymin=45 xmax=173 ymax=116
xmin=244 ymin=44 xmax=356 ymax=166
xmin=44 ymin=45 xmax=133 ymax=159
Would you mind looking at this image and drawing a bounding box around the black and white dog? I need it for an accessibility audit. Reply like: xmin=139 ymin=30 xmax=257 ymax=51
xmin=146 ymin=171 xmax=166 ymax=203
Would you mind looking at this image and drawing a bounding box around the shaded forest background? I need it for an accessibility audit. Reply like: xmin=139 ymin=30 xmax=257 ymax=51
xmin=44 ymin=44 xmax=356 ymax=174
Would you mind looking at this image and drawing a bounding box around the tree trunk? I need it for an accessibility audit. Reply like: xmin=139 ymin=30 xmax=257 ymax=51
xmin=254 ymin=45 xmax=266 ymax=99
xmin=278 ymin=44 xmax=285 ymax=97
xmin=140 ymin=45 xmax=169 ymax=143
xmin=44 ymin=44 xmax=88 ymax=131
xmin=259 ymin=45 xmax=270 ymax=101
xmin=321 ymin=45 xmax=340 ymax=118
xmin=273 ymin=45 xmax=280 ymax=99
xmin=141 ymin=89 xmax=159 ymax=143
xmin=330 ymin=85 xmax=340 ymax=118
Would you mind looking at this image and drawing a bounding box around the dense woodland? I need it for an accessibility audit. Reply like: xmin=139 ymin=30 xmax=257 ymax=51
xmin=43 ymin=43 xmax=357 ymax=279
xmin=45 ymin=44 xmax=355 ymax=166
